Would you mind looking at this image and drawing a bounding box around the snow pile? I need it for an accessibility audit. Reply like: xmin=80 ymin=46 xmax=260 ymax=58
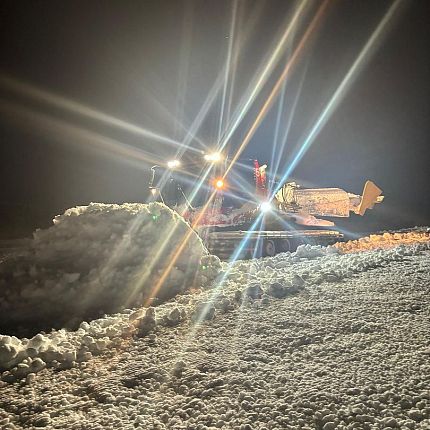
xmin=0 ymin=202 xmax=221 ymax=335
xmin=334 ymin=229 xmax=430 ymax=253
xmin=1 ymin=230 xmax=429 ymax=383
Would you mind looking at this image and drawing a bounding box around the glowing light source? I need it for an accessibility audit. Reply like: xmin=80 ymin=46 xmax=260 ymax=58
xmin=215 ymin=179 xmax=224 ymax=189
xmin=204 ymin=152 xmax=222 ymax=162
xmin=167 ymin=159 xmax=181 ymax=169
xmin=260 ymin=201 xmax=272 ymax=212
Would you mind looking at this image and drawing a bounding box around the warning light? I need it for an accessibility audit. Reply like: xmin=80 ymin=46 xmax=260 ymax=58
xmin=215 ymin=179 xmax=224 ymax=189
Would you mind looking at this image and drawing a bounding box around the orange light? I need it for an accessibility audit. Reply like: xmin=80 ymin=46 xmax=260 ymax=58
xmin=215 ymin=179 xmax=224 ymax=189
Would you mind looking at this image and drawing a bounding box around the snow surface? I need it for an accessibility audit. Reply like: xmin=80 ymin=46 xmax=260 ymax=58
xmin=1 ymin=228 xmax=430 ymax=428
xmin=1 ymin=217 xmax=430 ymax=428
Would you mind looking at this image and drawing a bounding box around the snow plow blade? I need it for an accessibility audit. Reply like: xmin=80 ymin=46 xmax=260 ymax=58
xmin=357 ymin=181 xmax=383 ymax=216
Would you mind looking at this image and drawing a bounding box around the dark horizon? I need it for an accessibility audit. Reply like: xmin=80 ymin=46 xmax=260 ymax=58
xmin=1 ymin=0 xmax=429 ymax=239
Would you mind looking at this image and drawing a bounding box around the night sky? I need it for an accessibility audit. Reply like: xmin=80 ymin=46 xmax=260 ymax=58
xmin=0 ymin=0 xmax=429 ymax=238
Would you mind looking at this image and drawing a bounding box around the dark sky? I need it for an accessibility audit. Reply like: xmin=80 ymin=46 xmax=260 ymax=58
xmin=0 ymin=0 xmax=429 ymax=238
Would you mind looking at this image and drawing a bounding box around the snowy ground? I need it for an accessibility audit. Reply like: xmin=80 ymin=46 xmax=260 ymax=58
xmin=1 ymin=235 xmax=429 ymax=429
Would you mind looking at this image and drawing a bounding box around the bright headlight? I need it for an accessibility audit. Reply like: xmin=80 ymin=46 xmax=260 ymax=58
xmin=204 ymin=152 xmax=222 ymax=162
xmin=167 ymin=160 xmax=181 ymax=169
xmin=260 ymin=201 xmax=272 ymax=212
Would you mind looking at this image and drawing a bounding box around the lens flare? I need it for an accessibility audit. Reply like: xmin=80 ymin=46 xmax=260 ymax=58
xmin=0 ymin=74 xmax=192 ymax=152
xmin=223 ymin=0 xmax=330 ymax=178
xmin=272 ymin=0 xmax=404 ymax=198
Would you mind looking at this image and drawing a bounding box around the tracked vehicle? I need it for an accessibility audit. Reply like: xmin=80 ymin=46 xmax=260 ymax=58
xmin=149 ymin=153 xmax=383 ymax=259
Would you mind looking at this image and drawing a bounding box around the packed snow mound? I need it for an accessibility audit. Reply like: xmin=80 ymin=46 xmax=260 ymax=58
xmin=0 ymin=202 xmax=221 ymax=335
xmin=334 ymin=229 xmax=430 ymax=253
